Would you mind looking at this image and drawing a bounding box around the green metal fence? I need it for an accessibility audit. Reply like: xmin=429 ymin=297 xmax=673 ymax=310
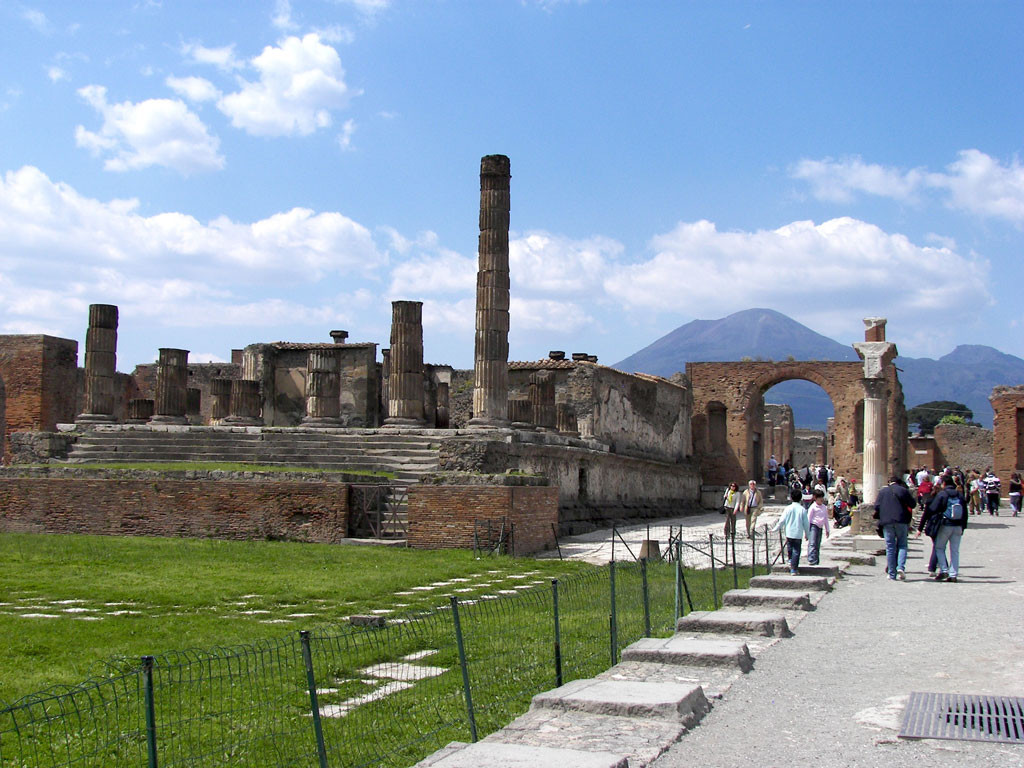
xmin=1 ymin=547 xmax=772 ymax=768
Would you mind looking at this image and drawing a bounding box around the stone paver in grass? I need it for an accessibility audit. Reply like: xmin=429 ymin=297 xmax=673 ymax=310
xmin=448 ymin=578 xmax=470 ymax=582
xmin=240 ymin=609 xmax=271 ymax=614
xmin=107 ymin=610 xmax=142 ymax=615
xmin=410 ymin=586 xmax=435 ymax=592
xmin=239 ymin=594 xmax=262 ymax=599
xmin=371 ymin=609 xmax=392 ymax=615
xmin=53 ymin=599 xmax=87 ymax=605
xmin=454 ymin=588 xmax=475 ymax=593
xmin=287 ymin=613 xmax=317 ymax=618
xmin=402 ymin=649 xmax=438 ymax=661
xmin=260 ymin=619 xmax=292 ymax=624
xmin=360 ymin=663 xmax=447 ymax=681
xmin=498 ymin=589 xmax=519 ymax=595
xmin=62 ymin=607 xmax=94 ymax=613
xmin=394 ymin=591 xmax=416 ymax=596
xmin=320 ymin=681 xmax=414 ymax=718
xmin=20 ymin=613 xmax=61 ymax=619
xmin=74 ymin=616 xmax=102 ymax=621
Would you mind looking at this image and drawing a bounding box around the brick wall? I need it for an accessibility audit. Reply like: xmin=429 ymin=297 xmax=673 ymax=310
xmin=407 ymin=484 xmax=558 ymax=555
xmin=0 ymin=476 xmax=350 ymax=543
xmin=932 ymin=423 xmax=993 ymax=472
xmin=991 ymin=386 xmax=1024 ymax=481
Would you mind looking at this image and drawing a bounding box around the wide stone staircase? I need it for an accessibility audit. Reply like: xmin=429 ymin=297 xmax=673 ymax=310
xmin=60 ymin=428 xmax=445 ymax=538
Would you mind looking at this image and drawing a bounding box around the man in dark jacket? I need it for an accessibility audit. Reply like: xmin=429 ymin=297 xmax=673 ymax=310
xmin=874 ymin=475 xmax=915 ymax=580
xmin=919 ymin=475 xmax=968 ymax=582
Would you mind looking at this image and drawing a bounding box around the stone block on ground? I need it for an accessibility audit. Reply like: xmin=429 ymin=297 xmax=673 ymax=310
xmin=620 ymin=636 xmax=753 ymax=672
xmin=721 ymin=588 xmax=814 ymax=611
xmin=826 ymin=552 xmax=877 ymax=566
xmin=675 ymin=610 xmax=792 ymax=638
xmin=531 ymin=678 xmax=710 ymax=723
xmin=412 ymin=742 xmax=628 ymax=768
xmin=852 ymin=535 xmax=886 ymax=554
xmin=598 ymin=661 xmax=742 ymax=700
xmin=771 ymin=564 xmax=843 ymax=578
xmin=748 ymin=574 xmax=833 ymax=592
xmin=487 ymin=709 xmax=686 ymax=768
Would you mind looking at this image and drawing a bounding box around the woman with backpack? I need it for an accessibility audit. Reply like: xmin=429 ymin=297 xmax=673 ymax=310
xmin=917 ymin=475 xmax=968 ymax=582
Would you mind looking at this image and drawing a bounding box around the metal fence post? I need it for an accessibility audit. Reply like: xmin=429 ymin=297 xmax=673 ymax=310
xmin=609 ymin=561 xmax=618 ymax=666
xmin=677 ymin=539 xmax=693 ymax=613
xmin=641 ymin=558 xmax=651 ymax=637
xmin=751 ymin=533 xmax=757 ymax=579
xmin=709 ymin=533 xmax=718 ymax=609
xmin=764 ymin=527 xmax=770 ymax=568
xmin=731 ymin=533 xmax=739 ymax=589
xmin=552 ymin=579 xmax=563 ymax=688
xmin=674 ymin=540 xmax=682 ymax=621
xmin=299 ymin=631 xmax=330 ymax=768
xmin=142 ymin=656 xmax=158 ymax=768
xmin=450 ymin=596 xmax=478 ymax=742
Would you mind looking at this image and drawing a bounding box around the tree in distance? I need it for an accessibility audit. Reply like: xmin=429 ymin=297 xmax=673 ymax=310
xmin=907 ymin=400 xmax=974 ymax=433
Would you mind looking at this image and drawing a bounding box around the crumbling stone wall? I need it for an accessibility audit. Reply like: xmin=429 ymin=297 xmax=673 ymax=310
xmin=792 ymin=430 xmax=826 ymax=468
xmin=932 ymin=423 xmax=993 ymax=472
xmin=990 ymin=386 xmax=1024 ymax=481
xmin=448 ymin=369 xmax=474 ymax=427
xmin=688 ymin=360 xmax=907 ymax=486
xmin=0 ymin=470 xmax=350 ymax=542
xmin=408 ymin=480 xmax=557 ymax=554
xmin=0 ymin=335 xmax=78 ymax=460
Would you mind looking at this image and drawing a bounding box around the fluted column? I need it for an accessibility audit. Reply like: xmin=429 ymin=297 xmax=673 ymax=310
xmin=854 ymin=318 xmax=898 ymax=505
xmin=435 ymin=382 xmax=450 ymax=429
xmin=223 ymin=380 xmax=262 ymax=426
xmin=210 ymin=379 xmax=231 ymax=422
xmin=127 ymin=399 xmax=154 ymax=424
xmin=508 ymin=396 xmax=533 ymax=429
xmin=77 ymin=304 xmax=119 ymax=424
xmin=302 ymin=348 xmax=342 ymax=427
xmin=385 ymin=301 xmax=426 ymax=426
xmin=557 ymin=403 xmax=579 ymax=437
xmin=469 ymin=154 xmax=511 ymax=428
xmin=530 ymin=370 xmax=557 ymax=432
xmin=149 ymin=348 xmax=189 ymax=424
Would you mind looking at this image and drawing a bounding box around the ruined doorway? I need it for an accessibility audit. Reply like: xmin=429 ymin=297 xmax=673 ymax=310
xmin=763 ymin=380 xmax=834 ymax=475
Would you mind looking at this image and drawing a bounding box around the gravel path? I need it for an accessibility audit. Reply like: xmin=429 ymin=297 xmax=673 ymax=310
xmin=650 ymin=514 xmax=1024 ymax=768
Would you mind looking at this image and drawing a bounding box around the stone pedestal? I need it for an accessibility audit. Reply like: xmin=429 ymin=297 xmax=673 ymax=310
xmin=302 ymin=348 xmax=342 ymax=427
xmin=435 ymin=382 xmax=450 ymax=429
xmin=77 ymin=304 xmax=119 ymax=424
xmin=530 ymin=370 xmax=557 ymax=432
xmin=210 ymin=379 xmax=231 ymax=422
xmin=508 ymin=397 xmax=533 ymax=429
xmin=149 ymin=348 xmax=189 ymax=425
xmin=223 ymin=380 xmax=262 ymax=426
xmin=127 ymin=398 xmax=154 ymax=424
xmin=385 ymin=301 xmax=426 ymax=426
xmin=469 ymin=154 xmax=511 ymax=428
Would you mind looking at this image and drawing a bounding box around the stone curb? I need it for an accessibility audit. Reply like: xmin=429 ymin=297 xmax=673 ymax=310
xmin=531 ymin=679 xmax=710 ymax=723
xmin=721 ymin=588 xmax=814 ymax=611
xmin=675 ymin=610 xmax=793 ymax=638
xmin=748 ymin=574 xmax=833 ymax=592
xmin=621 ymin=636 xmax=754 ymax=672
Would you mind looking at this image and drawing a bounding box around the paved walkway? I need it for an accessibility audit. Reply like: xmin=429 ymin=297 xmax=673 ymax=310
xmin=650 ymin=514 xmax=1024 ymax=768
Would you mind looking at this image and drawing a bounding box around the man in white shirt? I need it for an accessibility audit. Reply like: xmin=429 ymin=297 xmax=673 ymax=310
xmin=740 ymin=480 xmax=764 ymax=538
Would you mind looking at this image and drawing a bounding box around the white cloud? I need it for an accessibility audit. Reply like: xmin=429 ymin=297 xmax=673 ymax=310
xmin=74 ymin=85 xmax=224 ymax=174
xmin=605 ymin=217 xmax=991 ymax=343
xmin=181 ymin=42 xmax=242 ymax=71
xmin=47 ymin=66 xmax=68 ymax=83
xmin=510 ymin=297 xmax=594 ymax=333
xmin=336 ymin=0 xmax=390 ymax=14
xmin=316 ymin=25 xmax=355 ymax=44
xmin=337 ymin=118 xmax=356 ymax=150
xmin=165 ymin=75 xmax=220 ymax=102
xmin=21 ymin=8 xmax=50 ymax=33
xmin=388 ymin=234 xmax=475 ymax=296
xmin=272 ymin=0 xmax=298 ymax=31
xmin=217 ymin=34 xmax=350 ymax=137
xmin=791 ymin=150 xmax=1024 ymax=225
xmin=511 ymin=231 xmax=622 ymax=294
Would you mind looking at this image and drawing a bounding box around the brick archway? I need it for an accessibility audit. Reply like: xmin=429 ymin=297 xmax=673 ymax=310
xmin=688 ymin=360 xmax=906 ymax=486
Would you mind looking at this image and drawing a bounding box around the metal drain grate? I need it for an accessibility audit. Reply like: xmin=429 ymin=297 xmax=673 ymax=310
xmin=900 ymin=692 xmax=1024 ymax=743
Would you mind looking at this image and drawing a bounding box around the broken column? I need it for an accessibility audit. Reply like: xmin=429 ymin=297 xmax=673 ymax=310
xmin=149 ymin=348 xmax=189 ymax=425
xmin=127 ymin=399 xmax=154 ymax=424
xmin=557 ymin=402 xmax=579 ymax=437
xmin=385 ymin=301 xmax=426 ymax=426
xmin=223 ymin=380 xmax=262 ymax=426
xmin=77 ymin=304 xmax=118 ymax=424
xmin=853 ymin=318 xmax=897 ymax=506
xmin=469 ymin=154 xmax=511 ymax=428
xmin=530 ymin=370 xmax=557 ymax=432
xmin=302 ymin=347 xmax=342 ymax=427
xmin=508 ymin=397 xmax=533 ymax=429
xmin=210 ymin=379 xmax=232 ymax=422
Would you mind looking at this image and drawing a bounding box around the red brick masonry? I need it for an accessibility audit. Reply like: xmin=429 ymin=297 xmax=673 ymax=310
xmin=0 ymin=477 xmax=350 ymax=543
xmin=407 ymin=484 xmax=558 ymax=555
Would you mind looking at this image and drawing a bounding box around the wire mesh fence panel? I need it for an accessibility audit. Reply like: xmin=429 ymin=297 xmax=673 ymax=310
xmin=557 ymin=569 xmax=618 ymax=684
xmin=148 ymin=638 xmax=313 ymax=767
xmin=309 ymin=610 xmax=469 ymax=768
xmin=0 ymin=668 xmax=147 ymax=768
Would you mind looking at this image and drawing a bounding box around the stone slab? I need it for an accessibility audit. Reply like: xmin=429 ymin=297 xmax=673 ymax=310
xmin=412 ymin=741 xmax=629 ymax=768
xmin=748 ymin=574 xmax=833 ymax=592
xmin=531 ymin=678 xmax=709 ymax=722
xmin=852 ymin=535 xmax=886 ymax=554
xmin=721 ymin=588 xmax=814 ymax=611
xmin=826 ymin=552 xmax=877 ymax=566
xmin=599 ymin=661 xmax=744 ymax=700
xmin=488 ymin=708 xmax=686 ymax=768
xmin=675 ymin=610 xmax=793 ymax=638
xmin=771 ymin=564 xmax=843 ymax=578
xmin=620 ymin=636 xmax=753 ymax=671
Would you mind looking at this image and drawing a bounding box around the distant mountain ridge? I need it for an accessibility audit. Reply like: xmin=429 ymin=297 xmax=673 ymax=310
xmin=613 ymin=309 xmax=1024 ymax=429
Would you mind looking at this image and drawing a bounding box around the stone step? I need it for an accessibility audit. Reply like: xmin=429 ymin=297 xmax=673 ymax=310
xmin=826 ymin=552 xmax=877 ymax=566
xmin=531 ymin=678 xmax=709 ymax=722
xmin=412 ymin=742 xmax=629 ymax=768
xmin=748 ymin=574 xmax=832 ymax=592
xmin=721 ymin=588 xmax=813 ymax=611
xmin=675 ymin=610 xmax=792 ymax=638
xmin=771 ymin=564 xmax=843 ymax=579
xmin=852 ymin=535 xmax=886 ymax=554
xmin=620 ymin=636 xmax=753 ymax=672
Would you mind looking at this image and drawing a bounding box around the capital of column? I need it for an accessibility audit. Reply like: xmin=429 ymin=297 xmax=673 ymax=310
xmin=852 ymin=341 xmax=897 ymax=379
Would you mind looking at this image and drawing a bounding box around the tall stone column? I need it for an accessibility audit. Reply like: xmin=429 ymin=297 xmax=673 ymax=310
xmin=77 ymin=304 xmax=119 ymax=423
xmin=853 ymin=318 xmax=897 ymax=506
xmin=223 ymin=380 xmax=262 ymax=426
xmin=210 ymin=379 xmax=232 ymax=422
xmin=302 ymin=348 xmax=342 ymax=427
xmin=469 ymin=154 xmax=511 ymax=428
xmin=149 ymin=348 xmax=189 ymax=425
xmin=530 ymin=370 xmax=557 ymax=432
xmin=385 ymin=301 xmax=426 ymax=426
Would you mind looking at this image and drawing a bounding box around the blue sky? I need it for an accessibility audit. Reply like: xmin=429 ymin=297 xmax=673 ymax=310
xmin=1 ymin=0 xmax=1022 ymax=374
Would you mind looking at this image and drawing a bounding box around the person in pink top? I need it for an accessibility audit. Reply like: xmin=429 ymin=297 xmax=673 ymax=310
xmin=806 ymin=488 xmax=831 ymax=566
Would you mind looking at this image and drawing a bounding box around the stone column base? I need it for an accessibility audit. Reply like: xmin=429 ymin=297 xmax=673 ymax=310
xmin=468 ymin=417 xmax=511 ymax=429
xmin=221 ymin=417 xmax=262 ymax=426
xmin=301 ymin=417 xmax=342 ymax=428
xmin=384 ymin=417 xmax=427 ymax=427
xmin=75 ymin=414 xmax=117 ymax=426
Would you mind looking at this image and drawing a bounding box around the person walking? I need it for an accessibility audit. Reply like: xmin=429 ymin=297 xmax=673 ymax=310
xmin=767 ymin=454 xmax=778 ymax=486
xmin=772 ymin=488 xmax=809 ymax=575
xmin=874 ymin=475 xmax=915 ymax=581
xmin=1008 ymin=472 xmax=1022 ymax=517
xmin=806 ymin=488 xmax=830 ymax=566
xmin=983 ymin=470 xmax=1001 ymax=515
xmin=739 ymin=480 xmax=764 ymax=538
xmin=919 ymin=475 xmax=968 ymax=582
xmin=722 ymin=482 xmax=741 ymax=538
